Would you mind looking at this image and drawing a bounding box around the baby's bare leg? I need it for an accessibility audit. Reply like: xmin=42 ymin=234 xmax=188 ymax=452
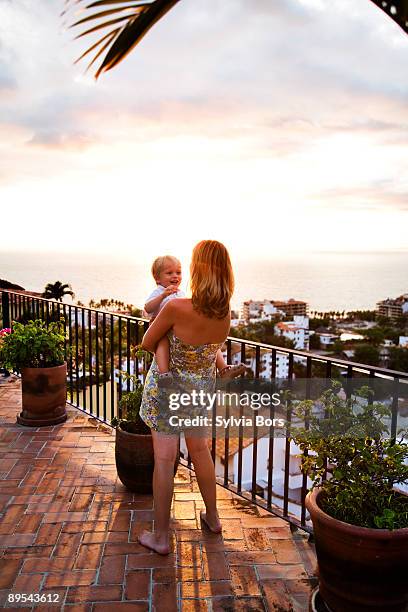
xmin=155 ymin=336 xmax=170 ymax=374
xmin=216 ymin=349 xmax=227 ymax=371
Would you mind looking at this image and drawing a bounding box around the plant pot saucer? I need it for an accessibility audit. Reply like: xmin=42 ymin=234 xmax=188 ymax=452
xmin=17 ymin=412 xmax=67 ymax=427
xmin=310 ymin=587 xmax=332 ymax=612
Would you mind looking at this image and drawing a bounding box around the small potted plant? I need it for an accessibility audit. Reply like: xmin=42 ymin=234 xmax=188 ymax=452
xmin=112 ymin=373 xmax=179 ymax=493
xmin=0 ymin=319 xmax=69 ymax=426
xmin=290 ymin=382 xmax=408 ymax=612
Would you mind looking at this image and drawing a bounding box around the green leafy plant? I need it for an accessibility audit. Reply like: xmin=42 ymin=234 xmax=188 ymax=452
xmin=290 ymin=382 xmax=408 ymax=529
xmin=111 ymin=364 xmax=149 ymax=434
xmin=0 ymin=319 xmax=68 ymax=371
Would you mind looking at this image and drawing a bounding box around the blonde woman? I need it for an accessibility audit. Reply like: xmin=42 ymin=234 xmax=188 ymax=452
xmin=138 ymin=240 xmax=234 ymax=555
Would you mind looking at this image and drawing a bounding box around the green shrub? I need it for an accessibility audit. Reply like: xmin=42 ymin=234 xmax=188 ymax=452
xmin=0 ymin=319 xmax=68 ymax=371
xmin=290 ymin=382 xmax=408 ymax=529
xmin=111 ymin=374 xmax=149 ymax=434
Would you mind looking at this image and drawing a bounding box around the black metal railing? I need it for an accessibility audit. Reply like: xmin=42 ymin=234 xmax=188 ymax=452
xmin=2 ymin=289 xmax=407 ymax=533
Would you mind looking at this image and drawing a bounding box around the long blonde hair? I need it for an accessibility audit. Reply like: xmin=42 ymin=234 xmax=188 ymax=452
xmin=190 ymin=240 xmax=234 ymax=319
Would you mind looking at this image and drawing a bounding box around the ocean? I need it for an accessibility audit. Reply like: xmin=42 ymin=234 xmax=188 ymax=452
xmin=1 ymin=250 xmax=407 ymax=314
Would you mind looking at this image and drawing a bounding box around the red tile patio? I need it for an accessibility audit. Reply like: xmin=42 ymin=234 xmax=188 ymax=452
xmin=0 ymin=380 xmax=317 ymax=611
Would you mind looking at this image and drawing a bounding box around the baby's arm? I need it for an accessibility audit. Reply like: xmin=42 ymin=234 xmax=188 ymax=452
xmin=144 ymin=293 xmax=165 ymax=315
xmin=144 ymin=286 xmax=178 ymax=315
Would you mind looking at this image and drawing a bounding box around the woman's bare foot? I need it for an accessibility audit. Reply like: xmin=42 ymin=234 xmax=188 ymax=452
xmin=138 ymin=530 xmax=170 ymax=555
xmin=200 ymin=510 xmax=222 ymax=534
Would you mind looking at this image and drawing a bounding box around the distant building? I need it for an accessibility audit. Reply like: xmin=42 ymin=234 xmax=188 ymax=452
xmin=242 ymin=298 xmax=308 ymax=322
xmin=379 ymin=347 xmax=390 ymax=368
xmin=377 ymin=294 xmax=408 ymax=320
xmin=317 ymin=332 xmax=340 ymax=347
xmin=230 ymin=318 xmax=246 ymax=328
xmin=271 ymin=299 xmax=308 ymax=318
xmin=399 ymin=336 xmax=408 ymax=348
xmin=274 ymin=315 xmax=309 ymax=351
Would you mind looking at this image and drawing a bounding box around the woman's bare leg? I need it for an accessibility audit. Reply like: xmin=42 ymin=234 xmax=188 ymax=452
xmin=138 ymin=430 xmax=178 ymax=554
xmin=185 ymin=435 xmax=221 ymax=533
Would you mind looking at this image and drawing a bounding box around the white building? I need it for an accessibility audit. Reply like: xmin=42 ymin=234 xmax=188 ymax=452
xmin=242 ymin=299 xmax=308 ymax=322
xmin=318 ymin=332 xmax=339 ymax=347
xmin=230 ymin=318 xmax=246 ymax=328
xmin=399 ymin=336 xmax=408 ymax=348
xmin=274 ymin=315 xmax=309 ymax=351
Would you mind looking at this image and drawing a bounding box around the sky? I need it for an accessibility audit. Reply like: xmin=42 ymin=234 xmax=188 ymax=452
xmin=1 ymin=0 xmax=408 ymax=264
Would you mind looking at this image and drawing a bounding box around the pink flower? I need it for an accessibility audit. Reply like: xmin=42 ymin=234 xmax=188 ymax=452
xmin=0 ymin=328 xmax=11 ymax=337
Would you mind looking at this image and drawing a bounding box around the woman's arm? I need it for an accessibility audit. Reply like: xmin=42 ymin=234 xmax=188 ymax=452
xmin=141 ymin=301 xmax=176 ymax=353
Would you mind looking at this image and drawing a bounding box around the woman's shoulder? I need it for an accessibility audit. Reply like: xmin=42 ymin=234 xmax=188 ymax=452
xmin=161 ymin=297 xmax=191 ymax=313
xmin=173 ymin=297 xmax=191 ymax=307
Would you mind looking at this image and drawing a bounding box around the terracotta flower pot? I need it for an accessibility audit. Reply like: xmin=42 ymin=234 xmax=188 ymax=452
xmin=115 ymin=422 xmax=179 ymax=493
xmin=17 ymin=362 xmax=67 ymax=427
xmin=306 ymin=487 xmax=408 ymax=612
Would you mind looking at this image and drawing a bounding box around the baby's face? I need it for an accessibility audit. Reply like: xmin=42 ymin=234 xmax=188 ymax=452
xmin=158 ymin=261 xmax=182 ymax=288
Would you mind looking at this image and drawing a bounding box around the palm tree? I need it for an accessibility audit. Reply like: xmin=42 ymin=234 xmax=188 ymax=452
xmin=65 ymin=0 xmax=408 ymax=79
xmin=43 ymin=281 xmax=75 ymax=302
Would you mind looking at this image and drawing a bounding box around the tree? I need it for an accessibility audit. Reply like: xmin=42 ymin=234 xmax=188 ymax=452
xmin=309 ymin=333 xmax=321 ymax=350
xmin=388 ymin=348 xmax=408 ymax=373
xmin=363 ymin=327 xmax=385 ymax=346
xmin=65 ymin=1 xmax=408 ymax=79
xmin=353 ymin=345 xmax=380 ymax=367
xmin=332 ymin=340 xmax=343 ymax=354
xmin=43 ymin=281 xmax=75 ymax=302
xmin=346 ymin=310 xmax=377 ymax=322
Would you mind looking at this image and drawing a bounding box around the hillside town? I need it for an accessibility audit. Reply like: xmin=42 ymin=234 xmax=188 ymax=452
xmin=227 ymin=293 xmax=408 ymax=377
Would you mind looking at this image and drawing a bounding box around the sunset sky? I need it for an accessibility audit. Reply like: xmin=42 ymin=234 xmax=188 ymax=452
xmin=1 ymin=0 xmax=408 ymax=263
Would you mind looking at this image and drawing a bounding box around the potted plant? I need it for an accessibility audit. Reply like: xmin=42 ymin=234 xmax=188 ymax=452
xmin=0 ymin=319 xmax=68 ymax=426
xmin=290 ymin=382 xmax=408 ymax=612
xmin=112 ymin=375 xmax=179 ymax=494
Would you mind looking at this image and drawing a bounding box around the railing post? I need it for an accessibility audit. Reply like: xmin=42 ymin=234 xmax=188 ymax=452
xmin=1 ymin=291 xmax=10 ymax=329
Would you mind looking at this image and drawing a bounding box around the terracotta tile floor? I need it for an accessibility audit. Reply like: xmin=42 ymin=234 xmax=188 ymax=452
xmin=0 ymin=380 xmax=317 ymax=611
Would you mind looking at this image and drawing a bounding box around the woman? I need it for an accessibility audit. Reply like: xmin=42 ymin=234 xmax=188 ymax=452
xmin=138 ymin=240 xmax=234 ymax=555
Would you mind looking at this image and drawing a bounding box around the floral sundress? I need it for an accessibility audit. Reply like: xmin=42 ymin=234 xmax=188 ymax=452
xmin=139 ymin=331 xmax=223 ymax=434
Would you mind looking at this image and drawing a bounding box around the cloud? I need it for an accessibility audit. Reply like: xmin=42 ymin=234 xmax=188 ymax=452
xmin=1 ymin=0 xmax=408 ymax=256
xmin=28 ymin=128 xmax=97 ymax=151
xmin=313 ymin=182 xmax=408 ymax=211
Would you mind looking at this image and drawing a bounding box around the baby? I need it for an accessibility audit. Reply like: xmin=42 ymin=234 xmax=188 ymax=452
xmin=144 ymin=255 xmax=248 ymax=386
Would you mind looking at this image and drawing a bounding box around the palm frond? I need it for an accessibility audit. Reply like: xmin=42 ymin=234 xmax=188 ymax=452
xmin=65 ymin=0 xmax=181 ymax=79
xmin=66 ymin=1 xmax=408 ymax=80
xmin=74 ymin=27 xmax=120 ymax=64
xmin=369 ymin=1 xmax=408 ymax=36
xmin=74 ymin=15 xmax=136 ymax=40
xmin=70 ymin=6 xmax=144 ymax=29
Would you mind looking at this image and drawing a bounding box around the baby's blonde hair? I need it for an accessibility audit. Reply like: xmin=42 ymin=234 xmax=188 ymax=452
xmin=190 ymin=240 xmax=234 ymax=319
xmin=151 ymin=255 xmax=181 ymax=282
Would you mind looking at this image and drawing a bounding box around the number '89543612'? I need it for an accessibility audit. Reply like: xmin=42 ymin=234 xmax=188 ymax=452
xmin=8 ymin=593 xmax=60 ymax=603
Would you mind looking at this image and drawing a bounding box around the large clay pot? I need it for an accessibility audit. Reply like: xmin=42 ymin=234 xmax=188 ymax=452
xmin=17 ymin=363 xmax=67 ymax=427
xmin=306 ymin=487 xmax=408 ymax=612
xmin=115 ymin=421 xmax=179 ymax=493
